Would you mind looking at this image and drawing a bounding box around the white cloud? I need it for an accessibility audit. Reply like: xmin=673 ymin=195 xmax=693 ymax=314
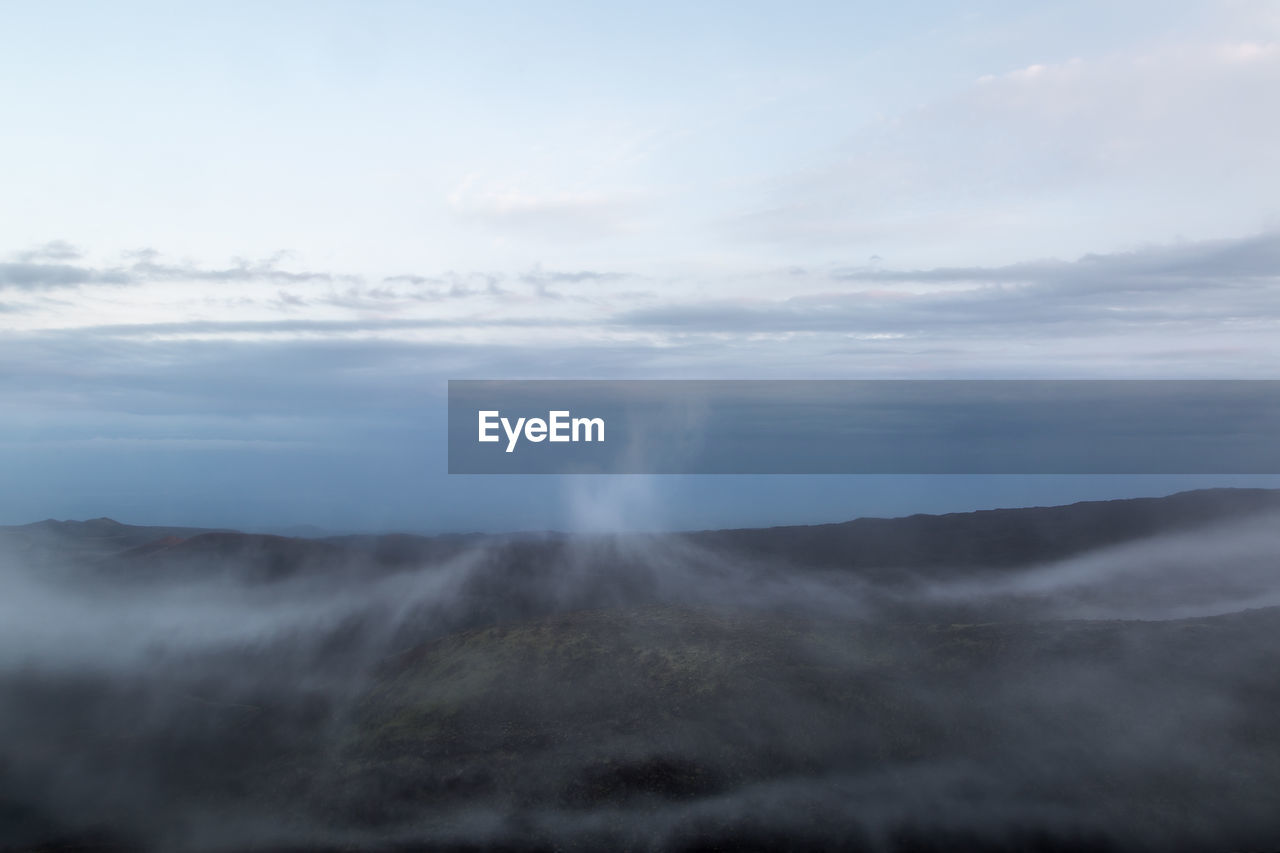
xmin=447 ymin=176 xmax=645 ymax=240
xmin=4 ymin=231 xmax=1280 ymax=381
xmin=731 ymin=36 xmax=1280 ymax=263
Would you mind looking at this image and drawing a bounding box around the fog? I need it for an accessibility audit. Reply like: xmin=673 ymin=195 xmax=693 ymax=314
xmin=1 ymin=494 xmax=1279 ymax=851
xmin=903 ymin=510 xmax=1280 ymax=622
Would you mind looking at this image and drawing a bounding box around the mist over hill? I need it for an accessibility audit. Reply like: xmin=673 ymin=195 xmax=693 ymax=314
xmin=2 ymin=488 xmax=1280 ymax=852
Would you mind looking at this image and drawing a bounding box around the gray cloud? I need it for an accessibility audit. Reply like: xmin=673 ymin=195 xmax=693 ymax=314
xmin=32 ymin=316 xmax=583 ymax=339
xmin=519 ymin=269 xmax=630 ymax=286
xmin=0 ymin=262 xmax=131 ymax=290
xmin=0 ymin=246 xmax=634 ymax=310
xmin=618 ymin=232 xmax=1280 ymax=335
xmin=133 ymin=257 xmax=353 ymax=285
xmin=272 ymin=290 xmax=308 ymax=310
xmin=14 ymin=240 xmax=83 ymax=263
xmin=280 ymin=268 xmax=630 ymax=311
xmin=6 ymin=233 xmax=1279 ymax=385
xmin=381 ymin=271 xmax=511 ymax=300
xmin=0 ymin=250 xmax=360 ymax=292
xmin=518 ymin=268 xmax=632 ymax=301
xmin=834 ymin=231 xmax=1280 ymax=289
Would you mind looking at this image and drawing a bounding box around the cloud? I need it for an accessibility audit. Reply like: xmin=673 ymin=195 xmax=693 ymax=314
xmin=448 ymin=177 xmax=643 ymax=238
xmin=835 ymin=231 xmax=1280 ymax=288
xmin=617 ymin=232 xmax=1280 ymax=335
xmin=520 ymin=268 xmax=629 ymax=286
xmin=380 ymin=271 xmax=511 ymax=301
xmin=0 ymin=262 xmax=130 ymax=290
xmin=0 ymin=250 xmax=359 ymax=292
xmin=5 ymin=232 xmax=1279 ymax=387
xmin=292 ymin=268 xmax=632 ymax=311
xmin=131 ymin=256 xmax=353 ymax=285
xmin=0 ymin=245 xmax=635 ymax=325
xmin=14 ymin=240 xmax=83 ymax=262
xmin=730 ymin=40 xmax=1280 ymax=249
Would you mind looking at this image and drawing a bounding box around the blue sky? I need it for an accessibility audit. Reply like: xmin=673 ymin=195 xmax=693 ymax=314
xmin=2 ymin=1 xmax=1279 ymax=532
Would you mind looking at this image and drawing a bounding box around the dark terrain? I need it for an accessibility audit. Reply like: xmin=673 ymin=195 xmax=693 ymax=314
xmin=1 ymin=488 xmax=1279 ymax=852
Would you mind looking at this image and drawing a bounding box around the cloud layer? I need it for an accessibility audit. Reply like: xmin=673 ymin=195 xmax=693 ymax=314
xmin=6 ymin=231 xmax=1277 ymax=363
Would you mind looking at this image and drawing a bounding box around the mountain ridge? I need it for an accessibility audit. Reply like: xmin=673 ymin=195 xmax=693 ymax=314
xmin=5 ymin=487 xmax=1279 ymax=586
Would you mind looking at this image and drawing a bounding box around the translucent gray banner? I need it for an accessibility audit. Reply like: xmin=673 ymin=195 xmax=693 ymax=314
xmin=447 ymin=380 xmax=1280 ymax=474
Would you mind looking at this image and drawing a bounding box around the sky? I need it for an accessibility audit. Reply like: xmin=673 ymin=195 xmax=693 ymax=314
xmin=2 ymin=0 xmax=1279 ymax=532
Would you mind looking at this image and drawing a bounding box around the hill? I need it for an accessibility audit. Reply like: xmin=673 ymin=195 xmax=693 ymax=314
xmin=688 ymin=487 xmax=1280 ymax=577
xmin=3 ymin=489 xmax=1280 ymax=851
xmin=6 ymin=487 xmax=1280 ymax=584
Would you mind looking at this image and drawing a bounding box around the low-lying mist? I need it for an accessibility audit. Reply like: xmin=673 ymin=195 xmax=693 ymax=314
xmin=1 ymin=490 xmax=1279 ymax=852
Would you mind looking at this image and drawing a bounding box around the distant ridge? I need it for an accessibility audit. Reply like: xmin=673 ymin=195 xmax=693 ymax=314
xmin=5 ymin=487 xmax=1279 ymax=581
xmin=0 ymin=517 xmax=232 ymax=563
xmin=689 ymin=487 xmax=1280 ymax=575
